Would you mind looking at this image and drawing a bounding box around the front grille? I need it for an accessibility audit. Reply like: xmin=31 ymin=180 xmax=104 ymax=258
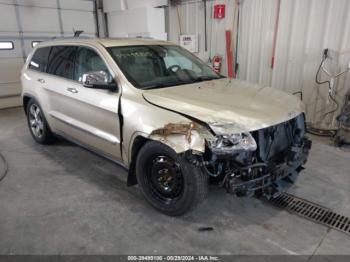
xmin=270 ymin=193 xmax=350 ymax=235
xmin=253 ymin=114 xmax=305 ymax=163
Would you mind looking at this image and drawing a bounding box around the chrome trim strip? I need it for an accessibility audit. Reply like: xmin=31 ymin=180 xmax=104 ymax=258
xmin=49 ymin=112 xmax=120 ymax=145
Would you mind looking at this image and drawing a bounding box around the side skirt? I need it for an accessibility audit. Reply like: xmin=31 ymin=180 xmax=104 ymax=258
xmin=54 ymin=130 xmax=129 ymax=171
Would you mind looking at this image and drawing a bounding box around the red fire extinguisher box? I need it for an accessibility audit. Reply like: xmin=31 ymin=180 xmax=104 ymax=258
xmin=214 ymin=4 xmax=225 ymax=19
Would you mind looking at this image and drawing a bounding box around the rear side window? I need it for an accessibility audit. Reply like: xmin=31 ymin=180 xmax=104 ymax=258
xmin=47 ymin=46 xmax=77 ymax=80
xmin=29 ymin=47 xmax=51 ymax=72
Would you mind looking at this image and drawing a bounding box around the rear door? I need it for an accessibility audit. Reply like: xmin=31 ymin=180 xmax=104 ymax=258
xmin=42 ymin=46 xmax=77 ymax=129
xmin=24 ymin=46 xmax=52 ymax=112
xmin=44 ymin=45 xmax=122 ymax=161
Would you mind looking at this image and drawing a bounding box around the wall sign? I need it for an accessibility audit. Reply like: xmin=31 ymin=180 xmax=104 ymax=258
xmin=214 ymin=4 xmax=225 ymax=19
xmin=179 ymin=35 xmax=198 ymax=53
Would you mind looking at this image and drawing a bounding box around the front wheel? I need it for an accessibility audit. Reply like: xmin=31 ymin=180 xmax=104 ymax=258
xmin=136 ymin=141 xmax=208 ymax=216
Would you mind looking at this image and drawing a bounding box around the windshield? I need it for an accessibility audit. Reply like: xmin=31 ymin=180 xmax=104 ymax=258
xmin=107 ymin=45 xmax=223 ymax=89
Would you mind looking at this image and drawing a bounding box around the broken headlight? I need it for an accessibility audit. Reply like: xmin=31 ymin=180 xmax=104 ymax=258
xmin=209 ymin=132 xmax=257 ymax=154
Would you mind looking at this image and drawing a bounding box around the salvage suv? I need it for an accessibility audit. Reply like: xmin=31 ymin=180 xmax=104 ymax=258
xmin=21 ymin=38 xmax=311 ymax=216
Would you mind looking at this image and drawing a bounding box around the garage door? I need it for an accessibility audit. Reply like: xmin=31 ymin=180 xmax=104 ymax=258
xmin=0 ymin=0 xmax=97 ymax=109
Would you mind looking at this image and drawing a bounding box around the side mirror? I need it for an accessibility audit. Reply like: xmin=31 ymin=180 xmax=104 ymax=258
xmin=82 ymin=71 xmax=118 ymax=92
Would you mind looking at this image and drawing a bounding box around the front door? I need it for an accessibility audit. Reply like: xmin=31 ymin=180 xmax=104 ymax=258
xmin=44 ymin=45 xmax=122 ymax=161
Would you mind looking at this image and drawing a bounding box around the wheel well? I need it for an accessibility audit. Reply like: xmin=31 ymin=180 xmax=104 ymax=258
xmin=127 ymin=135 xmax=149 ymax=186
xmin=23 ymin=96 xmax=32 ymax=114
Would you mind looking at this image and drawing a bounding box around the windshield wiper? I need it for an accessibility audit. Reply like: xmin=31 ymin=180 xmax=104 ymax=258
xmin=142 ymin=80 xmax=189 ymax=90
xmin=188 ymin=76 xmax=222 ymax=83
xmin=142 ymin=76 xmax=224 ymax=90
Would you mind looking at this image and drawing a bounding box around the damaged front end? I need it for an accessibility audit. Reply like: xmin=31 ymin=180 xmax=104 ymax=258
xmin=149 ymin=122 xmax=212 ymax=153
xmin=201 ymin=113 xmax=311 ymax=198
xmin=149 ymin=114 xmax=312 ymax=198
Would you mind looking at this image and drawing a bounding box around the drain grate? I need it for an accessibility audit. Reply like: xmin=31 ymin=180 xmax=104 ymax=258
xmin=269 ymin=193 xmax=350 ymax=235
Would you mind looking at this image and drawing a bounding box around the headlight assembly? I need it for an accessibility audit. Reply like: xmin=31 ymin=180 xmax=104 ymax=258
xmin=209 ymin=132 xmax=257 ymax=154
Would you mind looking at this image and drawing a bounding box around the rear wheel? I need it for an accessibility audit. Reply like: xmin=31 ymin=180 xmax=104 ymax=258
xmin=26 ymin=99 xmax=54 ymax=144
xmin=136 ymin=141 xmax=208 ymax=216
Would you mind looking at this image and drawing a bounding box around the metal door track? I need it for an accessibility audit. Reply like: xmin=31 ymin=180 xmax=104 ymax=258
xmin=269 ymin=193 xmax=350 ymax=235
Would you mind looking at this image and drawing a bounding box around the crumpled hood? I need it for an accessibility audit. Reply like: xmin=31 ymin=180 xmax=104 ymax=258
xmin=143 ymin=78 xmax=305 ymax=134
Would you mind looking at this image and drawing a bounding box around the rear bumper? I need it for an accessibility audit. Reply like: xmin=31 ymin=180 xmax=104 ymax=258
xmin=228 ymin=137 xmax=312 ymax=197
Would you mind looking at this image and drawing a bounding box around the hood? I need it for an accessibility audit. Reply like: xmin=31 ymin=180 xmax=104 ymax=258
xmin=143 ymin=78 xmax=305 ymax=134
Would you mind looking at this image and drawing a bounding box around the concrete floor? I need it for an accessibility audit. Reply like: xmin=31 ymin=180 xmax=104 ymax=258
xmin=0 ymin=107 xmax=349 ymax=255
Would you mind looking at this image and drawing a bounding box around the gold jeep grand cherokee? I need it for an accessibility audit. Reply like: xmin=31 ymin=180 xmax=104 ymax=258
xmin=21 ymin=38 xmax=311 ymax=216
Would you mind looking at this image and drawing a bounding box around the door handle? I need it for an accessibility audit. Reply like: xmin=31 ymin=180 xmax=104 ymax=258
xmin=67 ymin=88 xmax=78 ymax=94
xmin=37 ymin=78 xmax=45 ymax=84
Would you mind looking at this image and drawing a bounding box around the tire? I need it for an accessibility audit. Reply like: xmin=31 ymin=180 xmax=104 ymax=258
xmin=334 ymin=135 xmax=344 ymax=147
xmin=26 ymin=99 xmax=54 ymax=144
xmin=136 ymin=141 xmax=208 ymax=216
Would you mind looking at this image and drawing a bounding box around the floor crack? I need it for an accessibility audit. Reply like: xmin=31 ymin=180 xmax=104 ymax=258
xmin=307 ymin=227 xmax=331 ymax=261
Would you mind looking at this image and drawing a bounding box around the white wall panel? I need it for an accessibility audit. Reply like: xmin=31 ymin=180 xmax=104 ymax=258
xmin=0 ymin=32 xmax=23 ymax=100
xmin=60 ymin=0 xmax=94 ymax=11
xmin=0 ymin=59 xmax=23 ymax=82
xmin=16 ymin=0 xmax=94 ymax=11
xmin=107 ymin=4 xmax=166 ymax=40
xmin=0 ymin=96 xmax=21 ymax=109
xmin=16 ymin=0 xmax=57 ymax=8
xmin=107 ymin=11 xmax=128 ymax=37
xmin=0 ymin=0 xmax=14 ymax=4
xmin=0 ymin=57 xmax=23 ymax=106
xmin=61 ymin=10 xmax=96 ymax=35
xmin=127 ymin=0 xmax=168 ymax=9
xmin=19 ymin=6 xmax=60 ymax=33
xmin=0 ymin=0 xmax=97 ymax=109
xmin=103 ymin=0 xmax=127 ymax=12
xmin=0 ymin=81 xmax=21 ymax=96
xmin=0 ymin=4 xmax=17 ymax=31
xmin=168 ymin=0 xmax=350 ymax=125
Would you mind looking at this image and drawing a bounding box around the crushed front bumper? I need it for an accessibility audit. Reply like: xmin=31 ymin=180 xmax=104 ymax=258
xmin=228 ymin=137 xmax=312 ymax=197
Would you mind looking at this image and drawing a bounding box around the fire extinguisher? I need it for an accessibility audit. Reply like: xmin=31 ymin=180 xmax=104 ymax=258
xmin=212 ymin=55 xmax=222 ymax=74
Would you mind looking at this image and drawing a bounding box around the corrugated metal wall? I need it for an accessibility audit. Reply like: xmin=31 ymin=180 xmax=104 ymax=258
xmin=168 ymin=0 xmax=350 ymax=126
xmin=168 ymin=0 xmax=236 ymax=76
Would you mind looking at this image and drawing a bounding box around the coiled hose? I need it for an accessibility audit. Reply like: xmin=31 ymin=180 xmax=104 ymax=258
xmin=0 ymin=151 xmax=8 ymax=182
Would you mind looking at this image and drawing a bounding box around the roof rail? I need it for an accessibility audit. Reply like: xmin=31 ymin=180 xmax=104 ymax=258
xmin=134 ymin=36 xmax=154 ymax=39
xmin=50 ymin=35 xmax=92 ymax=41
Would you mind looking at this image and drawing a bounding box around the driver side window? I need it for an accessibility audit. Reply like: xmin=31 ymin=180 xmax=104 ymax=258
xmin=74 ymin=47 xmax=110 ymax=82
